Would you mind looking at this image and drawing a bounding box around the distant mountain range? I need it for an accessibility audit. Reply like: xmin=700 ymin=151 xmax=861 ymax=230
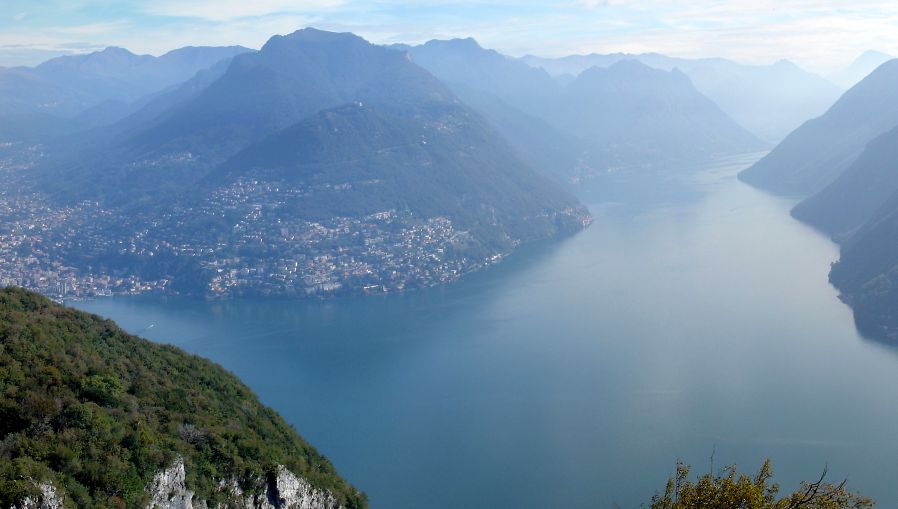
xmin=522 ymin=52 xmax=842 ymax=143
xmin=3 ymin=27 xmax=864 ymax=302
xmin=0 ymin=45 xmax=251 ymax=140
xmin=404 ymin=38 xmax=764 ymax=183
xmin=739 ymin=59 xmax=898 ymax=197
xmin=20 ymin=29 xmax=589 ymax=298
xmin=828 ymin=50 xmax=894 ymax=89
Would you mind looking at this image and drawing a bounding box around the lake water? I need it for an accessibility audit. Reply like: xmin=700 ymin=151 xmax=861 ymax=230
xmin=74 ymin=154 xmax=898 ymax=509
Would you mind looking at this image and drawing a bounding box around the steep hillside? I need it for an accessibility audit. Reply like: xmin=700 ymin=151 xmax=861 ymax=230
xmin=402 ymin=39 xmax=588 ymax=182
xmin=210 ymin=102 xmax=584 ymax=244
xmin=0 ymin=287 xmax=366 ymax=508
xmin=830 ymin=192 xmax=898 ymax=342
xmin=406 ymin=38 xmax=560 ymax=119
xmin=554 ymin=61 xmax=764 ymax=166
xmin=739 ymin=59 xmax=898 ymax=197
xmin=791 ymin=126 xmax=898 ymax=238
xmin=406 ymin=40 xmax=763 ymax=180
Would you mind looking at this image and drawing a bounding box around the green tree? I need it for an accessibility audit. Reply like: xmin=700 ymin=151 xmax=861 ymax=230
xmin=650 ymin=460 xmax=874 ymax=509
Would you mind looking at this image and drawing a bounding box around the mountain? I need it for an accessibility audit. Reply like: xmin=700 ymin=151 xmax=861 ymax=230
xmin=551 ymin=60 xmax=764 ymax=166
xmin=739 ymin=59 xmax=898 ymax=197
xmin=0 ymin=45 xmax=251 ymax=141
xmin=406 ymin=39 xmax=560 ymax=119
xmin=118 ymin=29 xmax=456 ymax=171
xmin=0 ymin=287 xmax=366 ymax=508
xmin=791 ymin=126 xmax=898 ymax=238
xmin=31 ymin=45 xmax=252 ymax=106
xmin=829 ymin=50 xmax=894 ymax=89
xmin=522 ymin=53 xmax=632 ymax=76
xmin=522 ymin=53 xmax=842 ymax=143
xmin=27 ymin=29 xmax=590 ymax=298
xmin=401 ymin=39 xmax=586 ymax=182
xmin=404 ymin=39 xmax=763 ymax=182
xmin=829 ymin=191 xmax=898 ymax=342
xmin=206 ymin=101 xmax=583 ymax=244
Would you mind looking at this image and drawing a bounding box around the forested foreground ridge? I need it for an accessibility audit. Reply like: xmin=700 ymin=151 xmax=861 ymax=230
xmin=0 ymin=287 xmax=366 ymax=509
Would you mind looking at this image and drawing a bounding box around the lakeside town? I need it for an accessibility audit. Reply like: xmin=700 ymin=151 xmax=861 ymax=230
xmin=0 ymin=162 xmax=518 ymax=300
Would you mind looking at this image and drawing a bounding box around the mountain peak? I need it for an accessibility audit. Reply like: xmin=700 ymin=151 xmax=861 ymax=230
xmin=35 ymin=46 xmax=144 ymax=70
xmin=277 ymin=27 xmax=363 ymax=44
xmin=607 ymin=59 xmax=652 ymax=71
xmin=853 ymin=57 xmax=898 ymax=86
xmin=579 ymin=59 xmax=659 ymax=80
xmin=422 ymin=37 xmax=484 ymax=53
xmin=772 ymin=58 xmax=798 ymax=69
xmin=448 ymin=37 xmax=482 ymax=49
xmin=857 ymin=49 xmax=893 ymax=63
xmin=258 ymin=28 xmax=370 ymax=57
xmin=99 ymin=46 xmax=136 ymax=56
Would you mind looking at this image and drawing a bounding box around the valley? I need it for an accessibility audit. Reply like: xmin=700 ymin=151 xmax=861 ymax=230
xmin=2 ymin=12 xmax=898 ymax=509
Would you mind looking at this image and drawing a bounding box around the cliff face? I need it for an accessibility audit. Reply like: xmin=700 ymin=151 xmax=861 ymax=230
xmin=9 ymin=458 xmax=342 ymax=509
xmin=145 ymin=458 xmax=341 ymax=509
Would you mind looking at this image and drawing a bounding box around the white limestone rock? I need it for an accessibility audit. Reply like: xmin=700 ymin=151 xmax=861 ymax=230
xmin=10 ymin=481 xmax=64 ymax=509
xmin=145 ymin=457 xmax=195 ymax=509
xmin=248 ymin=466 xmax=341 ymax=509
xmin=144 ymin=457 xmax=342 ymax=509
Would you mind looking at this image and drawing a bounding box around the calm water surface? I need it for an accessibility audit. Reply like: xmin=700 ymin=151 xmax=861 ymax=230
xmin=75 ymin=155 xmax=898 ymax=509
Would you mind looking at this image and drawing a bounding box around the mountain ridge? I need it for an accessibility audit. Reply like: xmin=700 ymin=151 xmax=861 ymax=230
xmin=738 ymin=58 xmax=898 ymax=197
xmin=405 ymin=38 xmax=764 ymax=182
xmin=522 ymin=51 xmax=841 ymax=142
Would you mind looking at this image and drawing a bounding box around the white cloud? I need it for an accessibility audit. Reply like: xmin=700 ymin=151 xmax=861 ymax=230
xmin=2 ymin=0 xmax=898 ymax=72
xmin=141 ymin=0 xmax=345 ymax=21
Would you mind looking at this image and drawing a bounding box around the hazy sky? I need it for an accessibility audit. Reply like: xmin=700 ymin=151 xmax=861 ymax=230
xmin=1 ymin=1 xmax=896 ymax=72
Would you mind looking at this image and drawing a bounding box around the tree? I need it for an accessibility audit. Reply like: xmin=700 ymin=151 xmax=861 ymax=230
xmin=649 ymin=460 xmax=874 ymax=509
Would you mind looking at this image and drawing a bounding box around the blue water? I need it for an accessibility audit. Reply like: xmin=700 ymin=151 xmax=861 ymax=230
xmin=74 ymin=154 xmax=898 ymax=508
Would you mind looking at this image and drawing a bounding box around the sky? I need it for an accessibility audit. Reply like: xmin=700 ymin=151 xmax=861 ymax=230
xmin=1 ymin=1 xmax=897 ymax=73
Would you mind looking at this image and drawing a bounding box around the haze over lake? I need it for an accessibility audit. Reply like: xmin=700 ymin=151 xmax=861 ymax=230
xmin=74 ymin=154 xmax=898 ymax=509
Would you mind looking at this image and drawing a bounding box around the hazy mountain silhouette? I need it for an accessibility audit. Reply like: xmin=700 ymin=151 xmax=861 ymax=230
xmin=792 ymin=126 xmax=898 ymax=239
xmin=523 ymin=53 xmax=841 ymax=142
xmin=829 ymin=50 xmax=894 ymax=89
xmin=0 ymin=45 xmax=251 ymax=140
xmin=552 ymin=60 xmax=764 ymax=166
xmin=739 ymin=59 xmax=898 ymax=197
xmin=405 ymin=39 xmax=763 ymax=182
xmin=401 ymin=38 xmax=587 ymax=182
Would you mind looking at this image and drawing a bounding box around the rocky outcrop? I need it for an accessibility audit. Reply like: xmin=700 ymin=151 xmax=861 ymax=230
xmin=145 ymin=457 xmax=196 ymax=509
xmin=144 ymin=457 xmax=342 ymax=509
xmin=250 ymin=466 xmax=340 ymax=509
xmin=10 ymin=481 xmax=64 ymax=509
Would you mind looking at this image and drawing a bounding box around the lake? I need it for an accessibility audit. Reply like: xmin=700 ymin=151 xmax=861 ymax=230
xmin=74 ymin=154 xmax=898 ymax=509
